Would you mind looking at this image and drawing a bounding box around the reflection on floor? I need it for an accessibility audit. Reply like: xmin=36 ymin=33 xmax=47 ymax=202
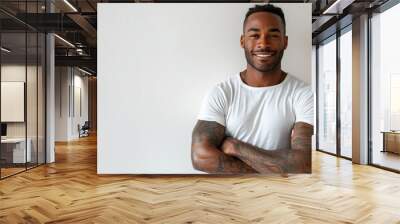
xmin=341 ymin=147 xmax=352 ymax=158
xmin=373 ymin=150 xmax=400 ymax=171
xmin=0 ymin=163 xmax=41 ymax=178
xmin=0 ymin=135 xmax=400 ymax=223
xmin=0 ymin=167 xmax=25 ymax=178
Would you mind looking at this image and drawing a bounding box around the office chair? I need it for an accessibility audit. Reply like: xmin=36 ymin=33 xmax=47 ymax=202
xmin=79 ymin=121 xmax=90 ymax=138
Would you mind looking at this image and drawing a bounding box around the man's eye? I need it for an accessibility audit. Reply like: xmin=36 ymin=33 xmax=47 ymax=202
xmin=250 ymin=34 xmax=259 ymax=38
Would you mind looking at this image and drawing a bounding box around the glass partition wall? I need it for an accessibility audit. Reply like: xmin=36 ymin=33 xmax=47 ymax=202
xmin=0 ymin=2 xmax=46 ymax=179
xmin=316 ymin=25 xmax=353 ymax=159
xmin=0 ymin=31 xmax=27 ymax=177
xmin=339 ymin=27 xmax=352 ymax=159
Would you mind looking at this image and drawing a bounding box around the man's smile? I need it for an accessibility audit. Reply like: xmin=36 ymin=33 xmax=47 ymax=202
xmin=253 ymin=51 xmax=276 ymax=60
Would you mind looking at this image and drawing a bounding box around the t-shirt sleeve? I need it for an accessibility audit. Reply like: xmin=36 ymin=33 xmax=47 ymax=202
xmin=294 ymin=86 xmax=314 ymax=126
xmin=197 ymin=85 xmax=227 ymax=127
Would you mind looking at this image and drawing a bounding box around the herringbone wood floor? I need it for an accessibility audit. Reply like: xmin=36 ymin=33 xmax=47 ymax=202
xmin=1 ymin=135 xmax=400 ymax=224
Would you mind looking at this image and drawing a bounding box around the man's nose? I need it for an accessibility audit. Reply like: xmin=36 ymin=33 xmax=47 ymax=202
xmin=257 ymin=35 xmax=271 ymax=49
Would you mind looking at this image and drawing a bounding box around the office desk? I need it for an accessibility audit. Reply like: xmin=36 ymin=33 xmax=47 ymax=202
xmin=1 ymin=138 xmax=32 ymax=164
xmin=382 ymin=131 xmax=400 ymax=154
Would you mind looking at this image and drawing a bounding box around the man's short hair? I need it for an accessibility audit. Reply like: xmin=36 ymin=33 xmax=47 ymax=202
xmin=243 ymin=4 xmax=286 ymax=34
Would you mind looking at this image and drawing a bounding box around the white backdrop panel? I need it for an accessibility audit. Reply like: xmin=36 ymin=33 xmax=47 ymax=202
xmin=98 ymin=3 xmax=311 ymax=174
xmin=1 ymin=82 xmax=25 ymax=122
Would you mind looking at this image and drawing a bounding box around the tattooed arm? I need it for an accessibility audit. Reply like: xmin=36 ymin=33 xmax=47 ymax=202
xmin=222 ymin=122 xmax=313 ymax=175
xmin=191 ymin=120 xmax=257 ymax=174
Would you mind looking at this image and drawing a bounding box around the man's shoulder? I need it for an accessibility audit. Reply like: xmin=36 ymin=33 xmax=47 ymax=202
xmin=285 ymin=74 xmax=312 ymax=93
xmin=211 ymin=74 xmax=239 ymax=92
xmin=219 ymin=73 xmax=239 ymax=86
xmin=205 ymin=74 xmax=238 ymax=101
xmin=284 ymin=74 xmax=313 ymax=106
xmin=285 ymin=74 xmax=308 ymax=87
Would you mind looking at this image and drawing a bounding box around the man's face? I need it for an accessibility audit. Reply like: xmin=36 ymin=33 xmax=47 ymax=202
xmin=241 ymin=12 xmax=288 ymax=73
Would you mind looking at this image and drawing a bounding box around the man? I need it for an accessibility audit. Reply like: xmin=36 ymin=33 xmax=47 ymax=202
xmin=191 ymin=4 xmax=314 ymax=175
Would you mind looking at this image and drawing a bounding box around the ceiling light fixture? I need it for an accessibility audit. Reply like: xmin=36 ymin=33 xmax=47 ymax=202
xmin=78 ymin=67 xmax=93 ymax=76
xmin=63 ymin=0 xmax=78 ymax=12
xmin=76 ymin=48 xmax=85 ymax=55
xmin=322 ymin=0 xmax=355 ymax=15
xmin=54 ymin=34 xmax=75 ymax=48
xmin=1 ymin=47 xmax=11 ymax=53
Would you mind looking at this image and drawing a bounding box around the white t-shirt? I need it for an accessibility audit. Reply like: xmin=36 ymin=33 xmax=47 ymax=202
xmin=197 ymin=73 xmax=314 ymax=150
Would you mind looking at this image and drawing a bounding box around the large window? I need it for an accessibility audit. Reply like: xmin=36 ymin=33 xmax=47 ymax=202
xmin=339 ymin=27 xmax=352 ymax=158
xmin=317 ymin=35 xmax=337 ymax=155
xmin=370 ymin=2 xmax=400 ymax=171
xmin=317 ymin=24 xmax=353 ymax=159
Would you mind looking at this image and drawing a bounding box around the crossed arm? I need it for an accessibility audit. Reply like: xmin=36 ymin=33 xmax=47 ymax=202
xmin=191 ymin=120 xmax=313 ymax=175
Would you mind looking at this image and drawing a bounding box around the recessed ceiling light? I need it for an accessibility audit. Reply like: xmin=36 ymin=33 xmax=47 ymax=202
xmin=78 ymin=67 xmax=93 ymax=76
xmin=54 ymin=34 xmax=75 ymax=48
xmin=63 ymin=0 xmax=78 ymax=12
xmin=322 ymin=0 xmax=353 ymax=15
xmin=1 ymin=47 xmax=11 ymax=53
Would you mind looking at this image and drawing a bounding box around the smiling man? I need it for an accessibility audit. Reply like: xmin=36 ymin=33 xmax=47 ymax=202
xmin=191 ymin=4 xmax=314 ymax=175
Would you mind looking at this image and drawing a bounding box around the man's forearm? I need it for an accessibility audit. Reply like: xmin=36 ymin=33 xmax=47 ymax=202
xmin=214 ymin=151 xmax=257 ymax=174
xmin=191 ymin=145 xmax=257 ymax=174
xmin=196 ymin=152 xmax=258 ymax=174
xmin=227 ymin=139 xmax=311 ymax=174
xmin=223 ymin=122 xmax=313 ymax=174
xmin=191 ymin=120 xmax=257 ymax=174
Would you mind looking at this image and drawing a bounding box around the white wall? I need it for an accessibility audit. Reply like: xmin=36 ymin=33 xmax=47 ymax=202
xmin=98 ymin=3 xmax=312 ymax=174
xmin=55 ymin=67 xmax=69 ymax=141
xmin=72 ymin=73 xmax=89 ymax=138
xmin=55 ymin=67 xmax=89 ymax=141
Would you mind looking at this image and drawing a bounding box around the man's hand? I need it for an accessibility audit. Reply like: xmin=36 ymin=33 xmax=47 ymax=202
xmin=221 ymin=137 xmax=239 ymax=156
xmin=222 ymin=137 xmax=289 ymax=177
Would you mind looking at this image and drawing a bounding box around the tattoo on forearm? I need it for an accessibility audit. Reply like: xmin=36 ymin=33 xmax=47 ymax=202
xmin=235 ymin=142 xmax=287 ymax=174
xmin=192 ymin=120 xmax=225 ymax=146
xmin=216 ymin=154 xmax=255 ymax=173
xmin=191 ymin=120 xmax=257 ymax=174
xmin=289 ymin=122 xmax=313 ymax=172
xmin=291 ymin=122 xmax=313 ymax=150
xmin=232 ymin=122 xmax=313 ymax=174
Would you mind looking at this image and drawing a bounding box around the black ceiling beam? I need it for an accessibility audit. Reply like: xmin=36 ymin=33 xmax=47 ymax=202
xmin=0 ymin=18 xmax=27 ymax=31
xmin=55 ymin=55 xmax=96 ymax=70
xmin=312 ymin=14 xmax=353 ymax=44
xmin=86 ymin=0 xmax=97 ymax=12
xmin=55 ymin=47 xmax=97 ymax=57
xmin=13 ymin=13 xmax=83 ymax=32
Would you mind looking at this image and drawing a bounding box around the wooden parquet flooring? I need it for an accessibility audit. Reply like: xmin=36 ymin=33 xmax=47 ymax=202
xmin=1 ymin=135 xmax=400 ymax=223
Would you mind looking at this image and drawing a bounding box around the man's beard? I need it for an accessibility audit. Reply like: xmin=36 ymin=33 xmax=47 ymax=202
xmin=244 ymin=48 xmax=284 ymax=73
